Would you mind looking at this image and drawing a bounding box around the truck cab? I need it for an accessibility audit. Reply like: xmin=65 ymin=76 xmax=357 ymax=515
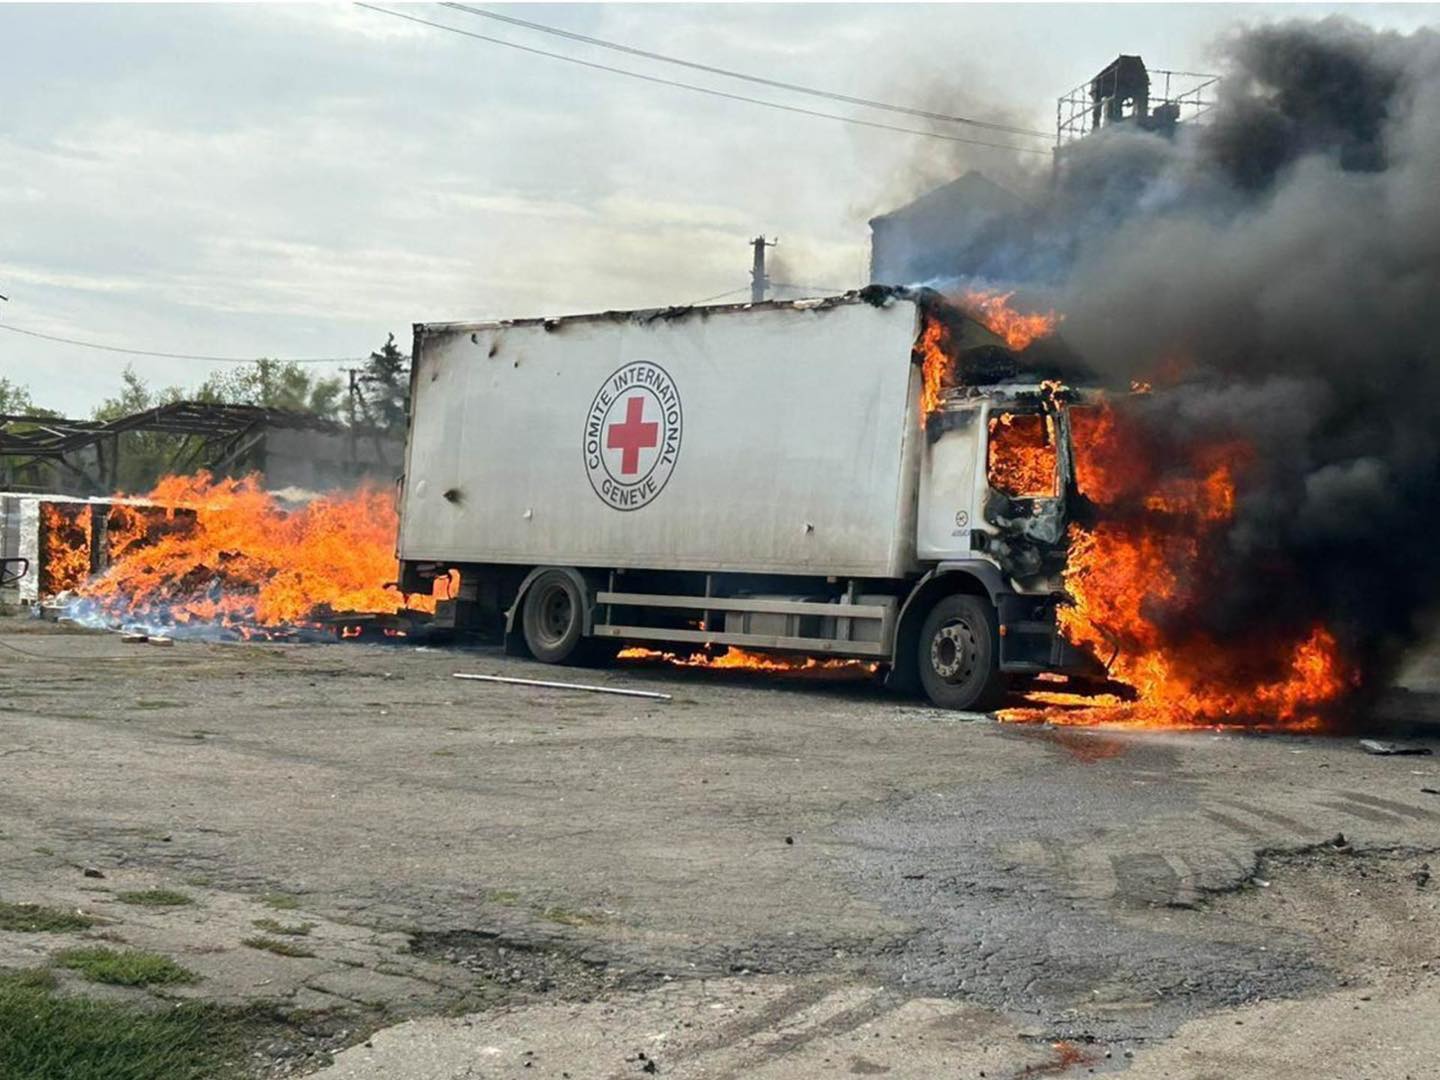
xmin=903 ymin=376 xmax=1103 ymax=708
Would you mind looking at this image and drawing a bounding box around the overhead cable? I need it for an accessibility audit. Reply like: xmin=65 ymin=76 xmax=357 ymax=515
xmin=354 ymin=4 xmax=1052 ymax=156
xmin=0 ymin=322 xmax=360 ymax=365
xmin=440 ymin=2 xmax=1053 ymax=139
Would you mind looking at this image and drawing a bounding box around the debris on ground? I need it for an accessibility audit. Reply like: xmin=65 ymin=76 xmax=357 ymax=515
xmin=453 ymin=672 xmax=672 ymax=701
xmin=1359 ymin=739 xmax=1434 ymax=756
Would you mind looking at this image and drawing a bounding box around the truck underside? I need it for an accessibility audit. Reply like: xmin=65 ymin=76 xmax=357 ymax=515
xmin=403 ymin=553 xmax=1103 ymax=713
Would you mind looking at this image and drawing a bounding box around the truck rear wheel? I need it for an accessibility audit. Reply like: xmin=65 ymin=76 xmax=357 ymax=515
xmin=917 ymin=594 xmax=1006 ymax=712
xmin=521 ymin=570 xmax=586 ymax=664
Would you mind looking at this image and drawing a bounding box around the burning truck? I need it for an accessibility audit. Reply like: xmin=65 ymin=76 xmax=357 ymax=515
xmin=35 ymin=20 xmax=1427 ymax=733
xmin=396 ymin=286 xmax=1134 ymax=711
xmin=39 ymin=283 xmax=1352 ymax=728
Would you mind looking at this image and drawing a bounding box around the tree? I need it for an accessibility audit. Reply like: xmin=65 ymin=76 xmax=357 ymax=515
xmin=0 ymin=376 xmax=58 ymax=418
xmin=199 ymin=359 xmax=344 ymax=420
xmin=358 ymin=334 xmax=409 ymax=429
xmin=0 ymin=377 xmax=62 ymax=489
xmin=0 ymin=376 xmax=34 ymax=414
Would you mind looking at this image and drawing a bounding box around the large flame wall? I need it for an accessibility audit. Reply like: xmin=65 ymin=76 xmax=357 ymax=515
xmin=66 ymin=473 xmax=436 ymax=629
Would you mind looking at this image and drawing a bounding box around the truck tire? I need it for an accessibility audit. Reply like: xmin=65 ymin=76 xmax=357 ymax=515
xmin=521 ymin=570 xmax=586 ymax=664
xmin=917 ymin=594 xmax=1006 ymax=712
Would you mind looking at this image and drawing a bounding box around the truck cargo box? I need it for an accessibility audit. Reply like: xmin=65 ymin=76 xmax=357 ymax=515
xmin=400 ymin=296 xmax=925 ymax=578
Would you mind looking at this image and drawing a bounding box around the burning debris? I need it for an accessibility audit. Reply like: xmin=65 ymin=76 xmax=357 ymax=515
xmin=617 ymin=646 xmax=877 ymax=677
xmin=39 ymin=503 xmax=92 ymax=595
xmin=50 ymin=472 xmax=441 ymax=638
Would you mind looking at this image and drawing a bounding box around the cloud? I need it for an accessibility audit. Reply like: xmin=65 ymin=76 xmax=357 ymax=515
xmin=3 ymin=2 xmax=1428 ymax=416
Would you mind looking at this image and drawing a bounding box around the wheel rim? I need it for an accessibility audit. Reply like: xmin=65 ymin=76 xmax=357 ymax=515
xmin=930 ymin=618 xmax=978 ymax=684
xmin=535 ymin=584 xmax=574 ymax=647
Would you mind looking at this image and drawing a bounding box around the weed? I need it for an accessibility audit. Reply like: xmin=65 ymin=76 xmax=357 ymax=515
xmin=0 ymin=968 xmax=253 ymax=1079
xmin=259 ymin=893 xmax=300 ymax=911
xmin=241 ymin=936 xmax=315 ymax=959
xmin=541 ymin=906 xmax=604 ymax=928
xmin=251 ymin=918 xmax=313 ymax=937
xmin=54 ymin=948 xmax=198 ymax=988
xmin=116 ymin=890 xmax=192 ymax=908
xmin=0 ymin=902 xmax=95 ymax=933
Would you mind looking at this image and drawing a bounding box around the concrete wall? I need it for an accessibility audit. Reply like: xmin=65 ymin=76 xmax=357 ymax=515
xmin=260 ymin=427 xmax=405 ymax=492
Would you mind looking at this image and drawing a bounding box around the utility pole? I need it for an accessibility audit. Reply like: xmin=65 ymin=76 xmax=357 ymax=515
xmin=750 ymin=235 xmax=776 ymax=303
xmin=342 ymin=367 xmax=360 ymax=472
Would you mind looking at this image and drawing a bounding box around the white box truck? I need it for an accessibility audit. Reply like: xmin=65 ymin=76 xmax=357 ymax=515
xmin=397 ymin=286 xmax=1100 ymax=710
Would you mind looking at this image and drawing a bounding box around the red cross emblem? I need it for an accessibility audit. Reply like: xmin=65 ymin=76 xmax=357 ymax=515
xmin=606 ymin=396 xmax=659 ymax=475
xmin=584 ymin=362 xmax=683 ymax=511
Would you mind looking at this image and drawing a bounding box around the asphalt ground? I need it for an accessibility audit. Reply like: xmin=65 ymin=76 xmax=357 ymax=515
xmin=2 ymin=615 xmax=1439 ymax=1078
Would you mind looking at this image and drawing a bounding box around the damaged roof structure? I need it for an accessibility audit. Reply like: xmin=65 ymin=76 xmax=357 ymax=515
xmin=0 ymin=401 xmax=402 ymax=496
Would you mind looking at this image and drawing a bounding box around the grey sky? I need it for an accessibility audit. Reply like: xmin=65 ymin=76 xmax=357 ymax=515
xmin=2 ymin=2 xmax=1436 ymax=415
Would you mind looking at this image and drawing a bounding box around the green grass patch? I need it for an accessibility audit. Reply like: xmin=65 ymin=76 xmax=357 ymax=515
xmin=116 ymin=890 xmax=192 ymax=908
xmin=486 ymin=889 xmax=521 ymax=906
xmin=241 ymin=936 xmax=315 ymax=959
xmin=541 ymin=906 xmax=604 ymax=928
xmin=54 ymin=948 xmax=198 ymax=988
xmin=258 ymin=893 xmax=300 ymax=911
xmin=250 ymin=918 xmax=313 ymax=937
xmin=0 ymin=902 xmax=95 ymax=934
xmin=0 ymin=968 xmax=252 ymax=1080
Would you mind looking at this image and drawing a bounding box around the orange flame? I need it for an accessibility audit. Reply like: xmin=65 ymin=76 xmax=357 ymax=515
xmin=916 ymin=317 xmax=951 ymax=419
xmin=917 ymin=292 xmax=1060 ymax=423
xmin=1002 ymin=400 xmax=1354 ymax=729
xmin=39 ymin=503 xmax=91 ymax=595
xmin=618 ymin=646 xmax=876 ymax=675
xmin=961 ymin=288 xmax=1060 ymax=351
xmin=74 ymin=472 xmax=439 ymax=628
xmin=987 ymin=412 xmax=1058 ymax=498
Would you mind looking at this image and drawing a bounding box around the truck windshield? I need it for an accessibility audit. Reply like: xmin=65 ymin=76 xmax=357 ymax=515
xmin=987 ymin=411 xmax=1058 ymax=498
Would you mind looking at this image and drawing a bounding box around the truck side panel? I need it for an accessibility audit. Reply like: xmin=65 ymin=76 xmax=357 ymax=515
xmin=399 ymin=300 xmax=922 ymax=578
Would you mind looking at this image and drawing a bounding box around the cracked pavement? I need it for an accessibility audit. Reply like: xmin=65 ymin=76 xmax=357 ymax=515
xmin=3 ymin=617 xmax=1440 ymax=1077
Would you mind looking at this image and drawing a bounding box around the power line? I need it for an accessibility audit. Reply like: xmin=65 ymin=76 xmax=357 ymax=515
xmin=354 ymin=4 xmax=1052 ymax=156
xmin=440 ymin=3 xmax=1053 ymax=140
xmin=0 ymin=322 xmax=361 ymax=365
xmin=771 ymin=282 xmax=849 ymax=294
xmin=687 ymin=286 xmax=752 ymax=306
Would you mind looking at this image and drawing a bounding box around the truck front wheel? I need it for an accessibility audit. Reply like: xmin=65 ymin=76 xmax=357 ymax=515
xmin=521 ymin=570 xmax=586 ymax=663
xmin=917 ymin=594 xmax=1006 ymax=712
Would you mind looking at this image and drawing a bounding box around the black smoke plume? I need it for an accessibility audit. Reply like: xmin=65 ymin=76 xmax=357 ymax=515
xmin=1044 ymin=19 xmax=1440 ymax=698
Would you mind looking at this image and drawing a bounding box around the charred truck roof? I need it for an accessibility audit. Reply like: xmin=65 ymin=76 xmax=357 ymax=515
xmin=413 ymin=283 xmax=1104 ymax=393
